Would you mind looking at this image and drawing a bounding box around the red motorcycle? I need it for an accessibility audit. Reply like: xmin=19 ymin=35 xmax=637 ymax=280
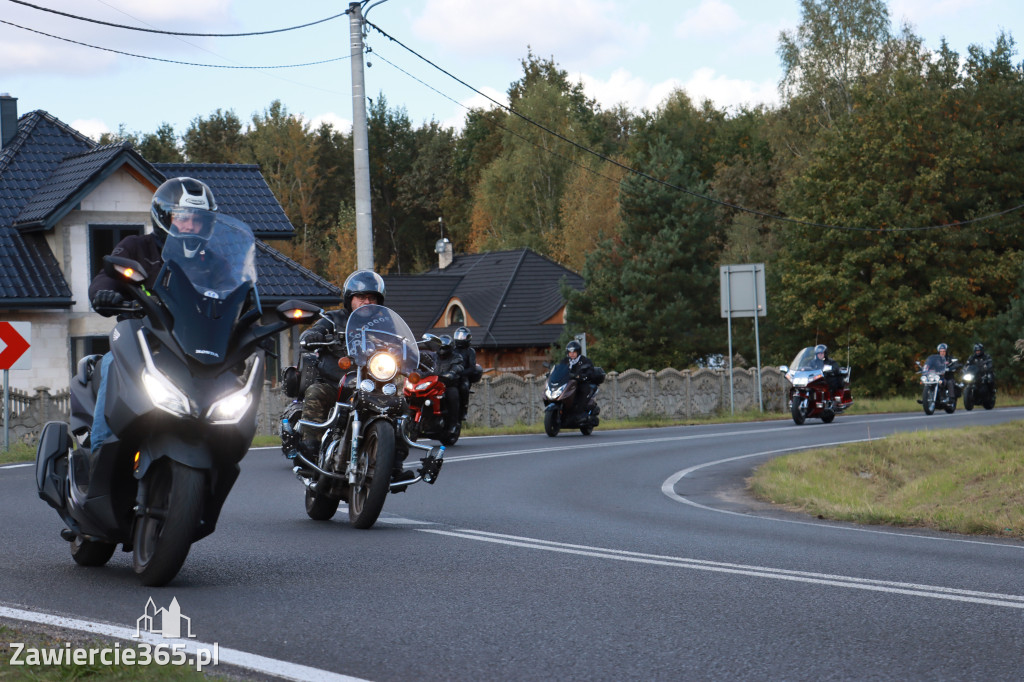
xmin=780 ymin=347 xmax=853 ymax=425
xmin=403 ymin=336 xmax=462 ymax=446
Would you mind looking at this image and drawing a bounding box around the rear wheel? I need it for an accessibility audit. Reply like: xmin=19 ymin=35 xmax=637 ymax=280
xmin=984 ymin=388 xmax=996 ymax=410
xmin=70 ymin=535 xmax=116 ymax=567
xmin=790 ymin=396 xmax=807 ymax=425
xmin=348 ymin=421 xmax=396 ymax=529
xmin=304 ymin=485 xmax=339 ymax=520
xmin=544 ymin=409 xmax=560 ymax=437
xmin=820 ymin=409 xmax=835 ymax=424
xmin=132 ymin=459 xmax=204 ymax=587
xmin=944 ymin=392 xmax=957 ymax=414
xmin=580 ymin=423 xmax=594 ymax=435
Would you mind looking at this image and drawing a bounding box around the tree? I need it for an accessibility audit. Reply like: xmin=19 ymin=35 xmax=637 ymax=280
xmin=182 ymin=109 xmax=247 ymax=163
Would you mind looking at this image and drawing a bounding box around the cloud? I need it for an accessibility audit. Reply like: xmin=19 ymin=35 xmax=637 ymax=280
xmin=440 ymin=87 xmax=509 ymax=130
xmin=674 ymin=0 xmax=743 ymax=39
xmin=307 ymin=112 xmax=352 ymax=134
xmin=683 ymin=67 xmax=779 ymax=111
xmin=71 ymin=118 xmax=111 ymax=141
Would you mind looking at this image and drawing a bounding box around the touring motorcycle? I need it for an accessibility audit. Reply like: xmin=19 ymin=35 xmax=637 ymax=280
xmin=288 ymin=304 xmax=444 ymax=528
xmin=403 ymin=334 xmax=463 ymax=446
xmin=961 ymin=359 xmax=996 ymax=411
xmin=917 ymin=355 xmax=961 ymax=415
xmin=780 ymin=347 xmax=853 ymax=425
xmin=543 ymin=362 xmax=604 ymax=436
xmin=35 ymin=214 xmax=318 ymax=586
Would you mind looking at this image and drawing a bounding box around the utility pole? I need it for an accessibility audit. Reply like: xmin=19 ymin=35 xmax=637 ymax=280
xmin=349 ymin=2 xmax=374 ymax=270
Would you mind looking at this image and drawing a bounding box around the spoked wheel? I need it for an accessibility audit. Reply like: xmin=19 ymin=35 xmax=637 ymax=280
xmin=963 ymin=388 xmax=974 ymax=411
xmin=439 ymin=419 xmax=461 ymax=447
xmin=790 ymin=396 xmax=807 ymax=425
xmin=70 ymin=535 xmax=116 ymax=567
xmin=348 ymin=420 xmax=396 ymax=529
xmin=304 ymin=483 xmax=340 ymax=521
xmin=544 ymin=409 xmax=560 ymax=437
xmin=132 ymin=459 xmax=204 ymax=587
xmin=922 ymin=387 xmax=936 ymax=415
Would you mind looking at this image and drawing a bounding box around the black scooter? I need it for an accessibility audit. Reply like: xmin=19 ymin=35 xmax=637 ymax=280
xmin=543 ymin=362 xmax=604 ymax=436
xmin=36 ymin=214 xmax=318 ymax=586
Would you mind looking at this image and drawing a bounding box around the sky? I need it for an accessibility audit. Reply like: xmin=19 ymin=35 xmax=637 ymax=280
xmin=1 ymin=0 xmax=1021 ymax=142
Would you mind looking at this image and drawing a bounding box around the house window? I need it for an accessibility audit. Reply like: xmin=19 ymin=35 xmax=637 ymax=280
xmin=71 ymin=336 xmax=110 ymax=371
xmin=90 ymin=224 xmax=143 ymax=277
xmin=448 ymin=305 xmax=465 ymax=327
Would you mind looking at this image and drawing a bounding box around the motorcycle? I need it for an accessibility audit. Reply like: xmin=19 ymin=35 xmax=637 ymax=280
xmin=961 ymin=359 xmax=996 ymax=411
xmin=780 ymin=347 xmax=853 ymax=425
xmin=35 ymin=214 xmax=319 ymax=586
xmin=289 ymin=304 xmax=444 ymax=529
xmin=543 ymin=362 xmax=604 ymax=437
xmin=403 ymin=334 xmax=463 ymax=446
xmin=917 ymin=355 xmax=962 ymax=415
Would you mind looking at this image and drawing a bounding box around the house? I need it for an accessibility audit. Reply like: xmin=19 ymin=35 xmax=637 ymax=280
xmin=0 ymin=95 xmax=340 ymax=393
xmin=383 ymin=241 xmax=585 ymax=376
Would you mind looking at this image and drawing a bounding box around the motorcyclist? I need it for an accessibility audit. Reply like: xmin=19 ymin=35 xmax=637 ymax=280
xmin=809 ymin=344 xmax=843 ymax=395
xmin=452 ymin=326 xmax=477 ymax=420
xmin=565 ymin=340 xmax=597 ymax=416
xmin=434 ymin=334 xmax=465 ymax=427
xmin=294 ymin=269 xmax=386 ymax=458
xmin=923 ymin=343 xmax=956 ymax=401
xmin=87 ymin=177 xmax=219 ymax=454
xmin=966 ymin=343 xmax=993 ymax=373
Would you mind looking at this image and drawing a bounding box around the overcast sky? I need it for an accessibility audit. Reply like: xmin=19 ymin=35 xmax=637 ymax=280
xmin=1 ymin=0 xmax=1020 ymax=141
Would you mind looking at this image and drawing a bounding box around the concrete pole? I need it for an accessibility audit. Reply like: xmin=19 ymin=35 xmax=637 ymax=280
xmin=349 ymin=2 xmax=374 ymax=270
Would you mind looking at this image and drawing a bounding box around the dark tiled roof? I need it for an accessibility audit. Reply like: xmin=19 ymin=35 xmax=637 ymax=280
xmin=255 ymin=240 xmax=340 ymax=306
xmin=384 ymin=248 xmax=583 ymax=349
xmin=155 ymin=163 xmax=294 ymax=240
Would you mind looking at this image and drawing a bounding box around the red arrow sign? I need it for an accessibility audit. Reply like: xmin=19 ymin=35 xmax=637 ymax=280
xmin=0 ymin=322 xmax=31 ymax=370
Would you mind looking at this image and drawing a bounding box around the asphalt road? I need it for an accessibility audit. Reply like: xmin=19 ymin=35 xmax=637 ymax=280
xmin=3 ymin=407 xmax=1024 ymax=681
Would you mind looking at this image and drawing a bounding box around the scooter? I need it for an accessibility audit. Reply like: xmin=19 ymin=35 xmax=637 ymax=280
xmin=36 ymin=214 xmax=318 ymax=586
xmin=543 ymin=362 xmax=604 ymax=436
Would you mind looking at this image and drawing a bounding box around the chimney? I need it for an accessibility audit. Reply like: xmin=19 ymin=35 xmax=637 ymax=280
xmin=435 ymin=237 xmax=453 ymax=270
xmin=0 ymin=94 xmax=17 ymax=149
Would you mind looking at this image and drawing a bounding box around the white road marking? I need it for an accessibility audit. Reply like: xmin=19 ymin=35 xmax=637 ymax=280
xmin=418 ymin=528 xmax=1024 ymax=609
xmin=0 ymin=605 xmax=365 ymax=681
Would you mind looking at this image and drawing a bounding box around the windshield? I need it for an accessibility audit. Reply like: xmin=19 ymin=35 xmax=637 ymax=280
xmin=161 ymin=212 xmax=256 ymax=299
xmin=922 ymin=354 xmax=946 ymax=373
xmin=788 ymin=347 xmax=821 ymax=371
xmin=344 ymin=304 xmax=420 ymax=375
xmin=548 ymin=361 xmax=571 ymax=387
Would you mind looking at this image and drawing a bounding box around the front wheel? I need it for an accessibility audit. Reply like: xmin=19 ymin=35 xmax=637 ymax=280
xmin=963 ymin=387 xmax=974 ymax=411
xmin=70 ymin=535 xmax=116 ymax=567
xmin=348 ymin=420 xmax=396 ymax=530
xmin=544 ymin=409 xmax=560 ymax=437
xmin=439 ymin=418 xmax=461 ymax=447
xmin=791 ymin=395 xmax=807 ymax=425
xmin=132 ymin=459 xmax=204 ymax=587
xmin=922 ymin=387 xmax=936 ymax=415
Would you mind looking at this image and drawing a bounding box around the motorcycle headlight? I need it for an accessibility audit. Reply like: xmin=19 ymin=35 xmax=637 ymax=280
xmin=142 ymin=368 xmax=191 ymax=417
xmin=416 ymin=380 xmax=433 ymax=391
xmin=207 ymin=356 xmax=261 ymax=425
xmin=792 ymin=377 xmax=809 ymax=387
xmin=962 ymin=372 xmax=974 ymax=382
xmin=546 ymin=385 xmax=565 ymax=400
xmin=367 ymin=351 xmax=398 ymax=382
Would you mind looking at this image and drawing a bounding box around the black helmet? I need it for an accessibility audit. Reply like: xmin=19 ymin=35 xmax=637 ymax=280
xmin=566 ymin=340 xmax=582 ymax=356
xmin=973 ymin=343 xmax=984 ymax=354
xmin=342 ymin=269 xmax=385 ymax=311
xmin=438 ymin=334 xmax=453 ymax=356
xmin=151 ymin=177 xmax=218 ymax=257
xmin=938 ymin=343 xmax=948 ymax=352
xmin=454 ymin=326 xmax=471 ymax=349
xmin=814 ymin=344 xmax=827 ymax=355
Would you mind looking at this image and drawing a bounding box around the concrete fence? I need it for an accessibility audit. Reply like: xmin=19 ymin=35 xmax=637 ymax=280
xmin=4 ymin=367 xmax=788 ymax=447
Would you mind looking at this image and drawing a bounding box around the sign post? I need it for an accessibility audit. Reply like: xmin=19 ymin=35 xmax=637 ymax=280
xmin=0 ymin=321 xmax=32 ymax=452
xmin=720 ymin=265 xmax=766 ymax=413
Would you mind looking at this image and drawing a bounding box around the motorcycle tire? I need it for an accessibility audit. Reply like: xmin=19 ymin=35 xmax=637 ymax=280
xmin=820 ymin=409 xmax=835 ymax=424
xmin=404 ymin=419 xmax=420 ymax=442
xmin=580 ymin=423 xmax=594 ymax=436
xmin=790 ymin=396 xmax=807 ymax=425
xmin=963 ymin=388 xmax=974 ymax=411
xmin=132 ymin=459 xmax=204 ymax=587
xmin=544 ymin=409 xmax=560 ymax=437
xmin=305 ymin=484 xmax=340 ymax=521
xmin=922 ymin=387 xmax=936 ymax=416
xmin=69 ymin=534 xmax=116 ymax=567
xmin=348 ymin=420 xmax=396 ymax=530
xmin=440 ymin=419 xmax=461 ymax=447
xmin=944 ymin=396 xmax=957 ymax=414
xmin=984 ymin=391 xmax=996 ymax=410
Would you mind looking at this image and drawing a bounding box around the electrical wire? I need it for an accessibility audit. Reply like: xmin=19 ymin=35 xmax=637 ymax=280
xmin=365 ymin=19 xmax=1024 ymax=234
xmin=5 ymin=0 xmax=349 ymax=37
xmin=0 ymin=19 xmax=351 ymax=69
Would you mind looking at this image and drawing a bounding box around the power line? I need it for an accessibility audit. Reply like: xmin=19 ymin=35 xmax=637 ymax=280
xmin=0 ymin=19 xmax=351 ymax=69
xmin=6 ymin=0 xmax=348 ymax=37
xmin=365 ymin=19 xmax=1024 ymax=234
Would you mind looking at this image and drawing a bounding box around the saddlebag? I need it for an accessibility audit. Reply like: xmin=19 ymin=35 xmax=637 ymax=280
xmin=591 ymin=367 xmax=606 ymax=385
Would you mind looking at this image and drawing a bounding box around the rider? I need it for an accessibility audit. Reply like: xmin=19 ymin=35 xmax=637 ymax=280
xmin=435 ymin=335 xmax=465 ymax=427
xmin=565 ymin=340 xmax=597 ymax=416
xmin=966 ymin=342 xmax=994 ymax=381
xmin=923 ymin=343 xmax=956 ymax=401
xmin=452 ymin=326 xmax=477 ymax=420
xmin=294 ymin=269 xmax=386 ymax=458
xmin=809 ymin=344 xmax=843 ymax=395
xmin=88 ymin=177 xmax=219 ymax=454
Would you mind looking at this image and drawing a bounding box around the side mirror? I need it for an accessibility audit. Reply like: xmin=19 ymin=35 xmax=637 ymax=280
xmin=103 ymin=255 xmax=148 ymax=284
xmin=778 ymin=365 xmax=789 ymax=373
xmin=275 ymin=299 xmax=321 ymax=324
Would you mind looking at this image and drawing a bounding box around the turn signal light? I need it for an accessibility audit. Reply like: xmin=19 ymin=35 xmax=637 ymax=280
xmin=407 ymin=372 xmax=421 ymax=384
xmin=133 ymin=451 xmax=140 ymax=471
xmin=338 ymin=356 xmax=353 ymax=371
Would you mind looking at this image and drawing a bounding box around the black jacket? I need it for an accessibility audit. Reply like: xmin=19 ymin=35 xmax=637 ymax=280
xmin=88 ymin=233 xmax=163 ymax=302
xmin=567 ymin=355 xmax=595 ymax=382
